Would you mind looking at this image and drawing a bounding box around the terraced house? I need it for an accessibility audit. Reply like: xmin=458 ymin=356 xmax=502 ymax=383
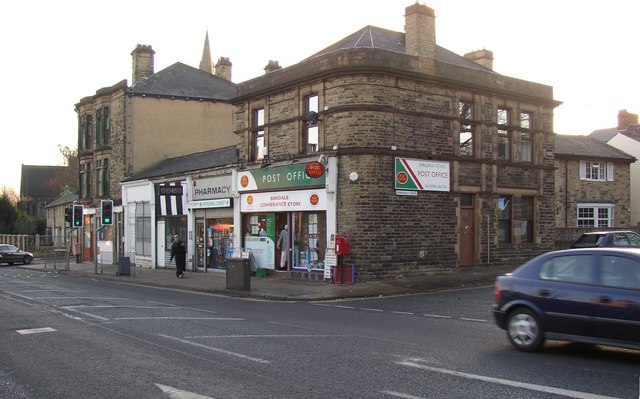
xmin=231 ymin=3 xmax=560 ymax=280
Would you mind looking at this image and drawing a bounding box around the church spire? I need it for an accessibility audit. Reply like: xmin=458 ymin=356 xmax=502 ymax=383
xmin=199 ymin=31 xmax=214 ymax=74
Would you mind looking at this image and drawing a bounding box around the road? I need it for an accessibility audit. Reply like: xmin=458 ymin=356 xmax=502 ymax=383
xmin=0 ymin=266 xmax=638 ymax=399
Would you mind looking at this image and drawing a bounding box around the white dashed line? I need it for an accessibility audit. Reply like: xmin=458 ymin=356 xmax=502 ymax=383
xmin=397 ymin=359 xmax=619 ymax=399
xmin=424 ymin=314 xmax=452 ymax=319
xmin=16 ymin=327 xmax=57 ymax=335
xmin=158 ymin=334 xmax=269 ymax=364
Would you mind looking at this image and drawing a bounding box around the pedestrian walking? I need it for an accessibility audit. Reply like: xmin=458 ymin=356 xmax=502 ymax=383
xmin=170 ymin=234 xmax=186 ymax=278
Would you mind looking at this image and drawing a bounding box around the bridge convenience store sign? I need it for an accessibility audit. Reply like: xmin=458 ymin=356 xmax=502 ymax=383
xmin=394 ymin=157 xmax=450 ymax=192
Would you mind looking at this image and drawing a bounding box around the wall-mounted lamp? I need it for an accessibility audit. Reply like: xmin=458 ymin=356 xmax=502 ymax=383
xmin=349 ymin=172 xmax=359 ymax=181
xmin=391 ymin=145 xmax=397 ymax=151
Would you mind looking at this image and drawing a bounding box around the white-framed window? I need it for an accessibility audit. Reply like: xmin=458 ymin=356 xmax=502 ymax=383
xmin=580 ymin=161 xmax=614 ymax=182
xmin=577 ymin=203 xmax=614 ymax=227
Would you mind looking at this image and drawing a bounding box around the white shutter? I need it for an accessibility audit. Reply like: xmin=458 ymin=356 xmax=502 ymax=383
xmin=607 ymin=162 xmax=614 ymax=181
xmin=579 ymin=161 xmax=586 ymax=180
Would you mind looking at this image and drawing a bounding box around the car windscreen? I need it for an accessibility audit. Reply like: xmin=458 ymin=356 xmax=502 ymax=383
xmin=573 ymin=234 xmax=605 ymax=248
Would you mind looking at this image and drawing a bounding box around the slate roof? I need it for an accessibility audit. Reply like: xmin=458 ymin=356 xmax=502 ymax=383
xmin=590 ymin=127 xmax=619 ymax=143
xmin=308 ymin=25 xmax=493 ymax=73
xmin=591 ymin=124 xmax=640 ymax=143
xmin=20 ymin=165 xmax=72 ymax=198
xmin=128 ymin=62 xmax=237 ymax=100
xmin=555 ymin=135 xmax=636 ymax=161
xmin=124 ymin=146 xmax=238 ymax=182
xmin=45 ymin=190 xmax=78 ymax=208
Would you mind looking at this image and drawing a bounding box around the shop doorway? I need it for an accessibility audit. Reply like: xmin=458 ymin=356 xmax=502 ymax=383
xmin=275 ymin=214 xmax=290 ymax=271
xmin=196 ymin=217 xmax=234 ymax=271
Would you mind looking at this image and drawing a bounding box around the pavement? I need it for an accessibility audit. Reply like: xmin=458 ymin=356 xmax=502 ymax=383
xmin=17 ymin=260 xmax=516 ymax=301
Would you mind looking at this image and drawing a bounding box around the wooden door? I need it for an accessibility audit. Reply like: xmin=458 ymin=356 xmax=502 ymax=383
xmin=460 ymin=207 xmax=475 ymax=266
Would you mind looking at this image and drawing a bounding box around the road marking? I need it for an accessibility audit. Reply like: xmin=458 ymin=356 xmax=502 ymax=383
xmin=397 ymin=359 xmax=619 ymax=399
xmin=391 ymin=311 xmax=414 ymax=315
xmin=185 ymin=334 xmax=343 ymax=339
xmin=458 ymin=317 xmax=487 ymax=323
xmin=158 ymin=334 xmax=269 ymax=364
xmin=114 ymin=317 xmax=243 ymax=321
xmin=382 ymin=391 xmax=424 ymax=399
xmin=154 ymin=383 xmax=216 ymax=399
xmin=334 ymin=305 xmax=355 ymax=309
xmin=361 ymin=308 xmax=384 ymax=312
xmin=423 ymin=314 xmax=452 ymax=319
xmin=16 ymin=327 xmax=57 ymax=335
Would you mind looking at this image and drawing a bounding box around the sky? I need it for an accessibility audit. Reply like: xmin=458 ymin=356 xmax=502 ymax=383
xmin=1 ymin=0 xmax=638 ymax=194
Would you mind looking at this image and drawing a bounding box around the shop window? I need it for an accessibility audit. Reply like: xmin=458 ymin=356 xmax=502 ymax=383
xmin=165 ymin=216 xmax=187 ymax=250
xmin=293 ymin=212 xmax=326 ymax=271
xmin=205 ymin=219 xmax=234 ymax=269
xmin=135 ymin=202 xmax=151 ymax=257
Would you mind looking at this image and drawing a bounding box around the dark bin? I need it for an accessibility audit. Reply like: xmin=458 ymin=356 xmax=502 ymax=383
xmin=225 ymin=258 xmax=250 ymax=290
xmin=117 ymin=256 xmax=131 ymax=276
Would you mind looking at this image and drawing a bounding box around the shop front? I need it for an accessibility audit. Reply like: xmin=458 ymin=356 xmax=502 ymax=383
xmin=236 ymin=163 xmax=334 ymax=275
xmin=190 ymin=175 xmax=234 ymax=272
xmin=155 ymin=181 xmax=188 ymax=269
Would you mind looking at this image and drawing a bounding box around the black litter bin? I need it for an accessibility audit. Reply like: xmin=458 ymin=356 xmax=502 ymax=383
xmin=117 ymin=257 xmax=131 ymax=276
xmin=225 ymin=258 xmax=250 ymax=290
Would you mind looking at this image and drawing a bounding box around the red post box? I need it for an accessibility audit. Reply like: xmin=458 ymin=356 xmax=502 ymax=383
xmin=335 ymin=234 xmax=350 ymax=255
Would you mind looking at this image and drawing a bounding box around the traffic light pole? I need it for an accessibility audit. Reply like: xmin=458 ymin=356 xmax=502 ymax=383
xmin=95 ymin=224 xmax=108 ymax=274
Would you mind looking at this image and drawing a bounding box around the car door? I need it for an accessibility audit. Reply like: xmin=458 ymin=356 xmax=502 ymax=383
xmin=534 ymin=253 xmax=596 ymax=336
xmin=3 ymin=245 xmax=19 ymax=263
xmin=592 ymin=253 xmax=640 ymax=343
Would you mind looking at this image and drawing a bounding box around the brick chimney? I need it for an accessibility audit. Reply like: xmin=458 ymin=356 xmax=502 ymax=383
xmin=464 ymin=49 xmax=494 ymax=70
xmin=404 ymin=3 xmax=436 ymax=73
xmin=617 ymin=109 xmax=638 ymax=130
xmin=131 ymin=44 xmax=155 ymax=85
xmin=264 ymin=60 xmax=282 ymax=74
xmin=215 ymin=57 xmax=232 ymax=81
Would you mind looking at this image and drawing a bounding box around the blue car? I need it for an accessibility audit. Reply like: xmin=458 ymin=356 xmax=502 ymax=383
xmin=493 ymin=248 xmax=640 ymax=352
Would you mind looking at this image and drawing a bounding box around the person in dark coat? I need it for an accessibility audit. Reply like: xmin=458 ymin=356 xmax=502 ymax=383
xmin=170 ymin=234 xmax=186 ymax=278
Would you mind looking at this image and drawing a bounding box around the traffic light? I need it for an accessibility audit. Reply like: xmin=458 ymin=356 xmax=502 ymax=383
xmin=72 ymin=204 xmax=84 ymax=227
xmin=64 ymin=206 xmax=72 ymax=227
xmin=100 ymin=200 xmax=113 ymax=225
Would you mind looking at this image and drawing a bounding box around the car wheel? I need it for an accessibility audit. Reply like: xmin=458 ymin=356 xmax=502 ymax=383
xmin=23 ymin=256 xmax=33 ymax=265
xmin=506 ymin=308 xmax=544 ymax=352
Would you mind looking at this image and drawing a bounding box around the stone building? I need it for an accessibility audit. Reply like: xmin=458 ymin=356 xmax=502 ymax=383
xmin=231 ymin=3 xmax=561 ymax=280
xmin=74 ymin=35 xmax=237 ymax=263
xmin=555 ymin=135 xmax=636 ymax=231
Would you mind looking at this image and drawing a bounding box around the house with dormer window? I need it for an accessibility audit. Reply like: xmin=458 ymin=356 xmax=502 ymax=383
xmin=555 ymin=134 xmax=636 ymax=245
